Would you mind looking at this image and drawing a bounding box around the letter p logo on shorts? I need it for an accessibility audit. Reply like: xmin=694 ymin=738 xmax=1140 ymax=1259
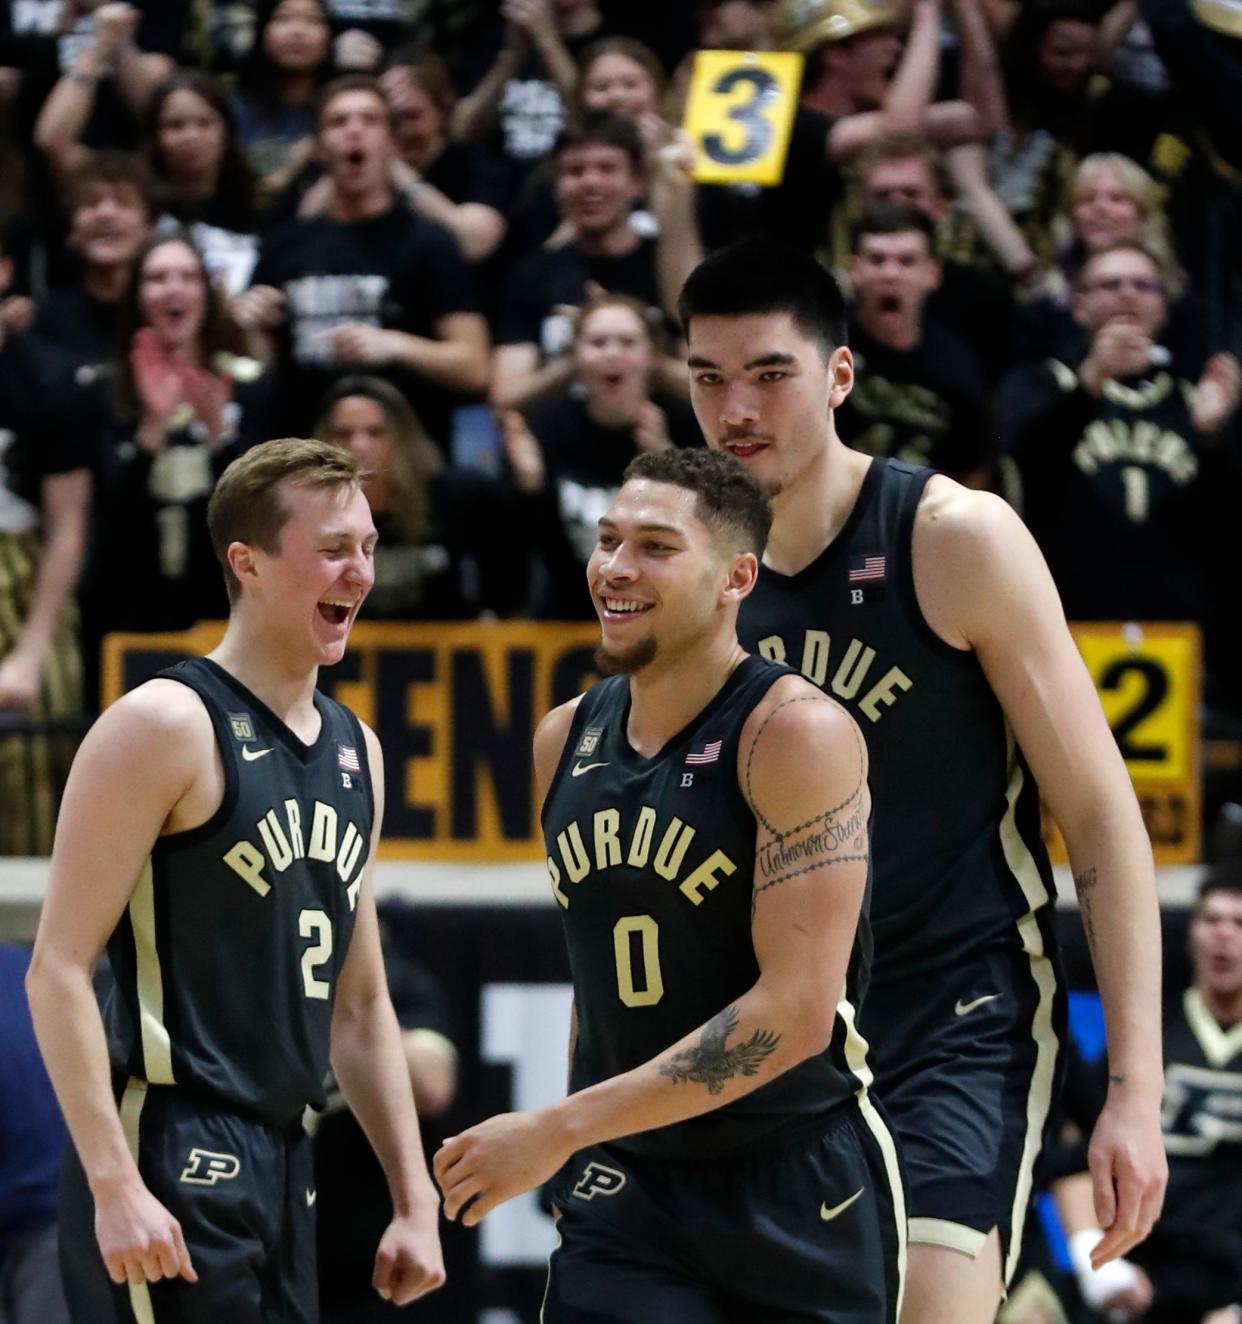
xmin=572 ymin=1162 xmax=626 ymax=1201
xmin=180 ymin=1148 xmax=242 ymax=1185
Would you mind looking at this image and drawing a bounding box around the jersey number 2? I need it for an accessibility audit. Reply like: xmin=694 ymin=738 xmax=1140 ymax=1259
xmin=613 ymin=915 xmax=664 ymax=1007
xmin=299 ymin=909 xmax=332 ymax=1000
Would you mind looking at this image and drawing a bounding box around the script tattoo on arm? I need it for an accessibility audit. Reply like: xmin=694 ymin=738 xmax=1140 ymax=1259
xmin=746 ymin=698 xmax=869 ymax=911
xmin=1074 ymin=865 xmax=1099 ymax=952
xmin=659 ymin=1006 xmax=781 ymax=1095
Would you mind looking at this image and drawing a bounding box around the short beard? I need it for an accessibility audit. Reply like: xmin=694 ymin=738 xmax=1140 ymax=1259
xmin=595 ymin=636 xmax=658 ymax=677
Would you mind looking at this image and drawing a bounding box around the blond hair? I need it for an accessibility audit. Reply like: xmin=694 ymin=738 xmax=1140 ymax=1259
xmin=207 ymin=438 xmax=366 ymax=602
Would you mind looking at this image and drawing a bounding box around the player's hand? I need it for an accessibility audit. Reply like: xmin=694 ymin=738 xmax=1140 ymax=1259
xmin=0 ymin=648 xmax=42 ymax=711
xmin=1086 ymin=1091 xmax=1167 ymax=1267
xmin=232 ymin=284 xmax=286 ymax=332
xmin=94 ymin=1176 xmax=198 ymax=1287
xmin=327 ymin=323 xmax=408 ymax=366
xmin=434 ymin=1109 xmax=570 ymax=1227
xmin=372 ymin=1202 xmax=445 ymax=1305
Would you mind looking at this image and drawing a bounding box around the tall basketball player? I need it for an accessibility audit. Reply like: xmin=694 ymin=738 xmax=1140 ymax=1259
xmin=680 ymin=238 xmax=1167 ymax=1324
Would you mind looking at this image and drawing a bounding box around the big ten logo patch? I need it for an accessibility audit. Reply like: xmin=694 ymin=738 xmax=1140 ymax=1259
xmin=180 ymin=1149 xmax=241 ymax=1186
xmin=572 ymin=1162 xmax=626 ymax=1201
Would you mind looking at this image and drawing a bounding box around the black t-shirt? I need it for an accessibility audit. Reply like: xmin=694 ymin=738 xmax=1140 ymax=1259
xmin=251 ymin=205 xmax=483 ymax=443
xmin=361 ymin=468 xmax=517 ymax=620
xmin=519 ymin=392 xmax=700 ymax=619
xmin=0 ymin=332 xmax=87 ymax=529
xmin=1005 ymin=359 xmax=1225 ymax=624
xmin=836 ymin=320 xmax=996 ymax=481
xmin=423 ymin=137 xmax=512 ymax=214
xmin=926 ymin=262 xmax=1016 ymax=387
xmin=454 ymin=18 xmax=619 ymax=177
xmin=30 ymin=285 xmax=121 ymax=382
xmin=697 ymin=108 xmax=842 ymax=253
xmin=496 ymin=237 xmax=663 ymax=355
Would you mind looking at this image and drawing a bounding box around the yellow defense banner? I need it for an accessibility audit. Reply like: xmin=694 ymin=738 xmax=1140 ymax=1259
xmin=103 ymin=621 xmax=601 ymax=861
xmin=1047 ymin=622 xmax=1201 ymax=865
xmin=682 ymin=49 xmax=804 ymax=186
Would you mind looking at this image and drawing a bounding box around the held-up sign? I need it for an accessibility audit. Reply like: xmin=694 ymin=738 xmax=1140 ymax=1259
xmin=1045 ymin=622 xmax=1201 ymax=866
xmin=682 ymin=49 xmax=804 ymax=186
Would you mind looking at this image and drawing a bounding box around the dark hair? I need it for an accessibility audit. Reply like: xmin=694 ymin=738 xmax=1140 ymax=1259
xmin=553 ymin=112 xmax=645 ymax=175
xmin=1002 ymin=0 xmax=1098 ymax=130
xmin=208 ymin=438 xmax=366 ymax=601
xmin=678 ymin=239 xmax=848 ymax=355
xmin=237 ymin=0 xmax=333 ymax=109
xmin=68 ymin=150 xmax=154 ymax=218
xmin=623 ymin=448 xmax=772 ymax=557
xmin=851 ymin=200 xmax=937 ymax=252
xmin=145 ymin=71 xmax=256 ymax=214
xmin=315 ymin=74 xmax=396 ymax=133
xmin=115 ymin=230 xmax=238 ymax=417
xmin=1197 ymin=873 xmax=1242 ymax=907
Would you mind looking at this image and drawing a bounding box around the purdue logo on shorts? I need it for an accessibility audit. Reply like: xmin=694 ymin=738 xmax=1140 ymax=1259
xmin=180 ymin=1148 xmax=242 ymax=1186
xmin=572 ymin=1162 xmax=626 ymax=1201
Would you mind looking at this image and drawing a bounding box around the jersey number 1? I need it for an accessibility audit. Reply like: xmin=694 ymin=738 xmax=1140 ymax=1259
xmin=613 ymin=915 xmax=664 ymax=1007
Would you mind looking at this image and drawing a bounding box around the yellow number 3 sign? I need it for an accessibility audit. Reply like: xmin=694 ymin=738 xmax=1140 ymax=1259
xmin=683 ymin=49 xmax=804 ymax=187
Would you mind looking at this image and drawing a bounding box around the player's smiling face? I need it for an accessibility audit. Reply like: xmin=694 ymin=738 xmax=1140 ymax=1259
xmin=250 ymin=481 xmax=377 ymax=666
xmin=688 ymin=312 xmax=852 ymax=498
xmin=588 ymin=480 xmax=743 ymax=676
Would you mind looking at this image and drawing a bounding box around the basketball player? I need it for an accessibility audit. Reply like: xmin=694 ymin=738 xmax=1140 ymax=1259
xmin=436 ymin=448 xmax=906 ymax=1322
xmin=25 ymin=439 xmax=445 ymax=1321
xmin=678 ymin=239 xmax=1167 ymax=1324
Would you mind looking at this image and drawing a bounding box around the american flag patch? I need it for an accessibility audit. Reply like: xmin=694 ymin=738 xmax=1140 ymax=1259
xmin=685 ymin=739 xmax=723 ymax=766
xmin=848 ymin=554 xmax=886 ymax=583
xmin=338 ymin=744 xmax=361 ymax=772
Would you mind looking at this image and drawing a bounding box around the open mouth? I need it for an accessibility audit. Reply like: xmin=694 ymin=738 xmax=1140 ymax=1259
xmin=724 ymin=438 xmax=768 ymax=459
xmin=877 ymin=294 xmax=902 ymax=314
xmin=317 ymin=599 xmax=353 ymax=625
xmin=344 ymin=148 xmax=367 ymax=169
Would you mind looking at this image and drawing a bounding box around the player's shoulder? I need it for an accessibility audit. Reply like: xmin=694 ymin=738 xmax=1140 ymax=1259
xmin=914 ymin=472 xmax=1026 ymax=565
xmin=743 ymin=672 xmax=865 ymax=768
xmin=534 ymin=694 xmax=585 ymax=763
xmin=77 ymin=678 xmax=215 ymax=784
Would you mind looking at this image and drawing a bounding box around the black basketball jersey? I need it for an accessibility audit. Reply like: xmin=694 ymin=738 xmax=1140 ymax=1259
xmin=1160 ymin=988 xmax=1242 ymax=1237
xmin=738 ymin=458 xmax=1056 ymax=984
xmin=541 ymin=655 xmax=875 ymax=1159
xmin=103 ymin=658 xmax=373 ymax=1124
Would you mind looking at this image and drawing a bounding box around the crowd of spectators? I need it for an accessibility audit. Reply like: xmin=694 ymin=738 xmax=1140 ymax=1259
xmin=1 ymin=0 xmax=1238 ymax=730
xmin=0 ymin=0 xmax=1240 ymax=1317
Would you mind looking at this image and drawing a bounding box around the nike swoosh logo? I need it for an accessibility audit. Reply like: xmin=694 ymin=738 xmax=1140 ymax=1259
xmin=571 ymin=761 xmax=610 ymax=777
xmin=955 ymin=993 xmax=1002 ymax=1016
xmin=820 ymin=1188 xmax=863 ymax=1221
xmin=306 ymin=1188 xmax=317 ymax=1207
xmin=241 ymin=746 xmax=273 ymax=762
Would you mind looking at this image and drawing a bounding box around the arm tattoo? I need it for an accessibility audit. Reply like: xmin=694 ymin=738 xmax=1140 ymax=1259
xmin=659 ymin=1006 xmax=781 ymax=1095
xmin=746 ymin=698 xmax=868 ymax=909
xmin=1074 ymin=866 xmax=1099 ymax=951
